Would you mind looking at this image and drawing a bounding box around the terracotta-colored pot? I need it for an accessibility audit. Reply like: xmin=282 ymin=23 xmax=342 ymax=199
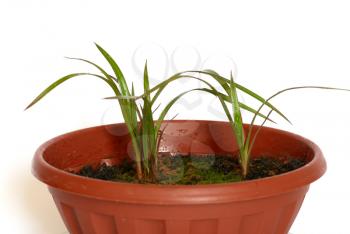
xmin=32 ymin=120 xmax=326 ymax=234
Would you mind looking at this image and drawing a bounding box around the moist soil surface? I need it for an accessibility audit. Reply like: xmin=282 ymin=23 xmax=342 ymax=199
xmin=76 ymin=155 xmax=307 ymax=185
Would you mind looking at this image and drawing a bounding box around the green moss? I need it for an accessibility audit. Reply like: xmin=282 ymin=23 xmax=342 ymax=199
xmin=157 ymin=155 xmax=242 ymax=185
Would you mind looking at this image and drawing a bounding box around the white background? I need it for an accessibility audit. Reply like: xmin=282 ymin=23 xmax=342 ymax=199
xmin=1 ymin=0 xmax=350 ymax=233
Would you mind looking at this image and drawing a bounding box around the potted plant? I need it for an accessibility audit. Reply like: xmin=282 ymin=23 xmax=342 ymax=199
xmin=27 ymin=44 xmax=349 ymax=234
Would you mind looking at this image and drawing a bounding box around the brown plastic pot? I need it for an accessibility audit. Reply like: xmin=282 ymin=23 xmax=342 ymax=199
xmin=32 ymin=120 xmax=326 ymax=234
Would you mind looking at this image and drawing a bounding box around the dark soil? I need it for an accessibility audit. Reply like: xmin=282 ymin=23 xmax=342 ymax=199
xmin=75 ymin=155 xmax=307 ymax=185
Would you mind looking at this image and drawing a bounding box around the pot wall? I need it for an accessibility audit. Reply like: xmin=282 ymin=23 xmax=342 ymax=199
xmin=50 ymin=185 xmax=308 ymax=234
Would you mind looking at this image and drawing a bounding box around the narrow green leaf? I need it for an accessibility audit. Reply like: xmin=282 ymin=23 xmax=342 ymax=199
xmin=154 ymin=89 xmax=192 ymax=134
xmin=65 ymin=57 xmax=119 ymax=84
xmin=247 ymin=109 xmax=273 ymax=156
xmin=141 ymin=62 xmax=157 ymax=173
xmin=193 ymin=70 xmax=291 ymax=124
xmin=143 ymin=61 xmax=150 ymax=101
xmin=246 ymin=85 xmax=350 ymax=156
xmin=152 ymin=74 xmax=228 ymax=134
xmin=94 ymin=43 xmax=130 ymax=96
xmin=229 ymin=73 xmax=245 ymax=150
xmin=25 ymin=72 xmax=113 ymax=110
xmin=199 ymin=88 xmax=275 ymax=123
xmin=154 ymin=85 xmax=231 ymax=135
xmin=93 ymin=44 xmax=140 ymax=155
xmin=104 ymin=95 xmax=139 ymax=100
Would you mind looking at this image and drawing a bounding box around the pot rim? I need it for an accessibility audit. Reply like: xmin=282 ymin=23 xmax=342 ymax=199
xmin=32 ymin=120 xmax=326 ymax=204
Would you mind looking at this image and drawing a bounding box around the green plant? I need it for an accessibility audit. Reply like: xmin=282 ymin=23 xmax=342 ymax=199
xmin=26 ymin=43 xmax=289 ymax=182
xmin=26 ymin=43 xmax=185 ymax=181
xmin=214 ymin=74 xmax=350 ymax=178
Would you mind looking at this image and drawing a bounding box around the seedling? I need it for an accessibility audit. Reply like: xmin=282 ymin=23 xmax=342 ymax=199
xmin=213 ymin=73 xmax=350 ymax=177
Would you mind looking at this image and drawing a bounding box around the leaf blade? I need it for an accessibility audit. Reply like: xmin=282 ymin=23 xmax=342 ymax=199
xmin=25 ymin=72 xmax=110 ymax=110
xmin=95 ymin=43 xmax=130 ymax=96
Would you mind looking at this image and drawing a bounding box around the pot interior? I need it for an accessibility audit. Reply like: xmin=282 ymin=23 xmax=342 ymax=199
xmin=42 ymin=121 xmax=314 ymax=172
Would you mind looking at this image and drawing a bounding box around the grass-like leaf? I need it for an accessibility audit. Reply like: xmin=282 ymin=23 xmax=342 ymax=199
xmin=246 ymin=85 xmax=350 ymax=156
xmin=94 ymin=43 xmax=130 ymax=96
xmin=65 ymin=57 xmax=119 ymax=84
xmin=228 ymin=73 xmax=249 ymax=176
xmin=25 ymin=72 xmax=117 ymax=110
xmin=229 ymin=74 xmax=244 ymax=149
xmin=140 ymin=62 xmax=157 ymax=175
xmin=195 ymin=70 xmax=291 ymax=124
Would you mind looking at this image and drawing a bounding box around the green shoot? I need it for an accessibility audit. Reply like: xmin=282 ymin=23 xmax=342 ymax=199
xmin=246 ymin=86 xmax=350 ymax=158
xmin=218 ymin=81 xmax=350 ymax=178
xmin=229 ymin=73 xmax=249 ymax=176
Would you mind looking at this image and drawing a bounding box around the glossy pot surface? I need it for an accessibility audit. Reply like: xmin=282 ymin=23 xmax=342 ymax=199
xmin=33 ymin=120 xmax=326 ymax=234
